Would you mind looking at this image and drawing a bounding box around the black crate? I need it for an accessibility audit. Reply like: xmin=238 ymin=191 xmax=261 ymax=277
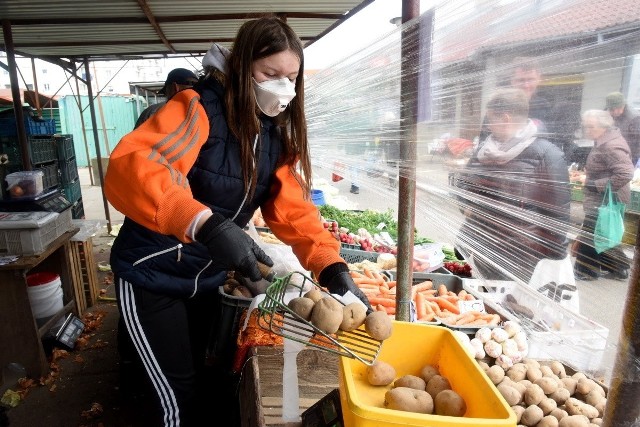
xmin=60 ymin=157 xmax=78 ymax=184
xmin=339 ymin=247 xmax=379 ymax=264
xmin=54 ymin=134 xmax=75 ymax=161
xmin=36 ymin=162 xmax=60 ymax=191
xmin=71 ymin=198 xmax=85 ymax=219
xmin=61 ymin=178 xmax=82 ymax=203
xmin=0 ymin=135 xmax=57 ymax=165
xmin=207 ymin=286 xmax=251 ymax=370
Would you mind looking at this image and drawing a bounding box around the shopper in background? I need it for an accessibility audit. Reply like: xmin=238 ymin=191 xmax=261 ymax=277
xmin=105 ymin=17 xmax=370 ymax=426
xmin=455 ymin=88 xmax=570 ymax=283
xmin=605 ymin=91 xmax=640 ymax=166
xmin=134 ymin=68 xmax=198 ymax=128
xmin=574 ymin=109 xmax=634 ymax=281
xmin=479 ymin=57 xmax=552 ymax=142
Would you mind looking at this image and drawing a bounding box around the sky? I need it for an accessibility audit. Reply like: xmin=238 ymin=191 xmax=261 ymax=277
xmin=304 ymin=0 xmax=405 ymax=70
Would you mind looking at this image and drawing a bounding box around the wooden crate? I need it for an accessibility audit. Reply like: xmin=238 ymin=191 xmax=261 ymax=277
xmin=239 ymin=346 xmax=340 ymax=427
xmin=69 ymin=238 xmax=100 ymax=310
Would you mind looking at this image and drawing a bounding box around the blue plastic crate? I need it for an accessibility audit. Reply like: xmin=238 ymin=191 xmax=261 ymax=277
xmin=0 ymin=116 xmax=56 ymax=137
xmin=62 ymin=178 xmax=82 ymax=203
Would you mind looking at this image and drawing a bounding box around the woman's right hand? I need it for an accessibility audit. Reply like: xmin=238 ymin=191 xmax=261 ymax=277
xmin=195 ymin=213 xmax=273 ymax=281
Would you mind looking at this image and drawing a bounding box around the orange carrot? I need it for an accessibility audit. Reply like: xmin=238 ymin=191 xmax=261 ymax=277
xmin=415 ymin=292 xmax=427 ymax=320
xmin=367 ymin=296 xmax=396 ymax=308
xmin=438 ymin=284 xmax=448 ymax=296
xmin=353 ymin=277 xmax=379 ymax=286
xmin=435 ymin=297 xmax=460 ymax=315
xmin=363 ymin=268 xmax=376 ymax=279
xmin=413 ymin=282 xmax=435 ymax=293
xmin=386 ymin=280 xmax=397 ymax=289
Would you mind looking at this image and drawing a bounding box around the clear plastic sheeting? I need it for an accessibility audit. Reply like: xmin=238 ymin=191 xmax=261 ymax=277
xmin=305 ymin=0 xmax=640 ymax=387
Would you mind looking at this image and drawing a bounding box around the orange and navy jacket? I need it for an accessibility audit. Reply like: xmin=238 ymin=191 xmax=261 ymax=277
xmin=105 ymin=86 xmax=342 ymax=296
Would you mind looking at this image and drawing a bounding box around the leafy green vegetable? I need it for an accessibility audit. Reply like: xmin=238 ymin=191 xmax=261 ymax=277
xmin=319 ymin=205 xmax=399 ymax=238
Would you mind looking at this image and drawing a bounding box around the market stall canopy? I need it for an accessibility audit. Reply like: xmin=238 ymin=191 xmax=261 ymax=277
xmin=0 ymin=0 xmax=373 ymax=62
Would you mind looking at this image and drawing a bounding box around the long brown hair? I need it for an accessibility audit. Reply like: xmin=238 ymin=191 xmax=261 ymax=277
xmin=225 ymin=16 xmax=311 ymax=198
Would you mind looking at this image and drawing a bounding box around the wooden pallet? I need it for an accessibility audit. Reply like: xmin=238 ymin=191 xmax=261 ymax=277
xmin=68 ymin=238 xmax=100 ymax=314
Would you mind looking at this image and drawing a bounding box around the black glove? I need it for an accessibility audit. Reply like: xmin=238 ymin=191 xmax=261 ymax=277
xmin=319 ymin=262 xmax=373 ymax=313
xmin=196 ymin=213 xmax=273 ymax=282
xmin=584 ymin=180 xmax=597 ymax=192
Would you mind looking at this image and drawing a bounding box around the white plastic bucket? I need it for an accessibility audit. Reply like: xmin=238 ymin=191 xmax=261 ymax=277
xmin=26 ymin=272 xmax=64 ymax=328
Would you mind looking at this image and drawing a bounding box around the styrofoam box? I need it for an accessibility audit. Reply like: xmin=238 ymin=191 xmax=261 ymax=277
xmin=0 ymin=209 xmax=73 ymax=255
xmin=463 ymin=278 xmax=608 ymax=374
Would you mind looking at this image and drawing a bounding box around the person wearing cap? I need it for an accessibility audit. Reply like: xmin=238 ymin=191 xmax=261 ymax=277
xmin=605 ymin=91 xmax=640 ymax=165
xmin=104 ymin=17 xmax=371 ymax=426
xmin=134 ymin=68 xmax=198 ymax=129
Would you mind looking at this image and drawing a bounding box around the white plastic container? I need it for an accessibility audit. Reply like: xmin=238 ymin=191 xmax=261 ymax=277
xmin=0 ymin=210 xmax=72 ymax=255
xmin=26 ymin=272 xmax=64 ymax=328
xmin=5 ymin=170 xmax=44 ymax=199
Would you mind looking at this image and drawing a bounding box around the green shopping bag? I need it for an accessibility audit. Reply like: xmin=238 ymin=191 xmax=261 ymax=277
xmin=594 ymin=182 xmax=625 ymax=254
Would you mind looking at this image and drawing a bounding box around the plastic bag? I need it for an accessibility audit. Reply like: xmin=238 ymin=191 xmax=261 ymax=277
xmin=528 ymin=255 xmax=579 ymax=313
xmin=245 ymin=222 xmax=310 ymax=291
xmin=594 ymin=182 xmax=625 ymax=254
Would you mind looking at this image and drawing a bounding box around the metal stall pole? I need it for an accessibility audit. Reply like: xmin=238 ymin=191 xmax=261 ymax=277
xmin=30 ymin=59 xmax=42 ymax=117
xmin=1 ymin=20 xmax=31 ymax=171
xmin=83 ymin=58 xmax=113 ymax=234
xmin=602 ymin=225 xmax=640 ymax=426
xmin=394 ymin=0 xmax=423 ymax=321
xmin=73 ymin=62 xmax=95 ymax=186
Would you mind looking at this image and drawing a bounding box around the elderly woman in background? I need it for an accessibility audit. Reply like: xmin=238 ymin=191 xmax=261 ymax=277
xmin=574 ymin=109 xmax=634 ymax=281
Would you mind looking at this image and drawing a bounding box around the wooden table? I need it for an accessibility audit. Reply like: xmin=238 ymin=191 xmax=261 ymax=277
xmin=0 ymin=229 xmax=80 ymax=378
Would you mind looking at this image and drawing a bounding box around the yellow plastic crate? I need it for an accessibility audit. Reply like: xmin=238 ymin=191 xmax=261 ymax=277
xmin=339 ymin=322 xmax=516 ymax=427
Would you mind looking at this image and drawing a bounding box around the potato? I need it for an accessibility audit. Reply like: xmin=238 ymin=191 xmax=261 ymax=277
xmin=419 ymin=364 xmax=439 ymax=384
xmin=364 ymin=311 xmax=393 ymax=341
xmin=426 ymin=375 xmax=451 ymax=399
xmin=539 ymin=397 xmax=558 ymax=415
xmin=584 ymin=390 xmax=606 ymax=417
xmin=287 ymin=297 xmax=315 ymax=320
xmin=384 ymin=387 xmax=433 ymax=414
xmin=509 ymin=380 xmax=527 ymax=397
xmin=540 ymin=365 xmax=555 ymax=378
xmin=590 ymin=418 xmax=603 ymax=425
xmin=550 ymin=407 xmax=568 ymax=420
xmin=561 ymin=378 xmax=578 ymax=395
xmin=524 ymin=383 xmax=545 ymax=406
xmin=537 ymin=415 xmax=559 ymax=427
xmin=366 ymin=360 xmax=396 ymax=386
xmin=486 ymin=365 xmax=506 ymax=385
xmin=523 ymin=358 xmax=541 ymax=369
xmin=394 ymin=375 xmax=426 ymax=391
xmin=340 ymin=302 xmax=367 ymax=331
xmin=535 ymin=377 xmax=559 ymax=395
xmin=564 ymin=398 xmax=598 ymax=419
xmin=549 ymin=387 xmax=571 ymax=405
xmin=507 ymin=364 xmax=528 ymax=382
xmin=511 ymin=405 xmax=525 ymax=423
xmin=521 ymin=404 xmax=544 ymax=426
xmin=558 ymin=415 xmax=589 ymax=427
xmin=304 ymin=288 xmax=324 ymax=303
xmin=310 ymin=297 xmax=343 ymax=334
xmin=497 ymin=383 xmax=521 ymax=406
xmin=434 ymin=389 xmax=466 ymax=417
xmin=550 ymin=361 xmax=567 ymax=378
xmin=477 ymin=360 xmax=490 ymax=371
xmin=526 ymin=367 xmax=543 ymax=383
xmin=576 ymin=378 xmax=598 ymax=396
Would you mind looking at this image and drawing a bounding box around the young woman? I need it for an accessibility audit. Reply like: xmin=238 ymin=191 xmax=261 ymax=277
xmin=105 ymin=17 xmax=369 ymax=426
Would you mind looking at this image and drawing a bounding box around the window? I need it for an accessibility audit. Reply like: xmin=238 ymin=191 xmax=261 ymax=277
xmin=43 ymin=83 xmax=50 ymax=91
xmin=42 ymin=69 xmax=48 ymax=74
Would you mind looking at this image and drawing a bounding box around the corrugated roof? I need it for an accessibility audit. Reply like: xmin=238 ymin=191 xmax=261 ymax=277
xmin=0 ymin=0 xmax=373 ymax=61
xmin=434 ymin=0 xmax=640 ymax=64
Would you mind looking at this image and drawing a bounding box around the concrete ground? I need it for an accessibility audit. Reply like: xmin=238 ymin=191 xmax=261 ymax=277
xmin=2 ymin=162 xmax=634 ymax=426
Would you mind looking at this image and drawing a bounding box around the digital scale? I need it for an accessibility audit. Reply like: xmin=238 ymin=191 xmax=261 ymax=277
xmin=301 ymin=389 xmax=344 ymax=427
xmin=55 ymin=313 xmax=85 ymax=350
xmin=0 ymin=189 xmax=72 ymax=213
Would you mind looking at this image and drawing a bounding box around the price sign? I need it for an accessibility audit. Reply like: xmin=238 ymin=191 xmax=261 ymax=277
xmin=458 ymin=299 xmax=486 ymax=314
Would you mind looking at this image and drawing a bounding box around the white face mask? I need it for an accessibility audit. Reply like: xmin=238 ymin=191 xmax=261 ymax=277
xmin=252 ymin=77 xmax=296 ymax=117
